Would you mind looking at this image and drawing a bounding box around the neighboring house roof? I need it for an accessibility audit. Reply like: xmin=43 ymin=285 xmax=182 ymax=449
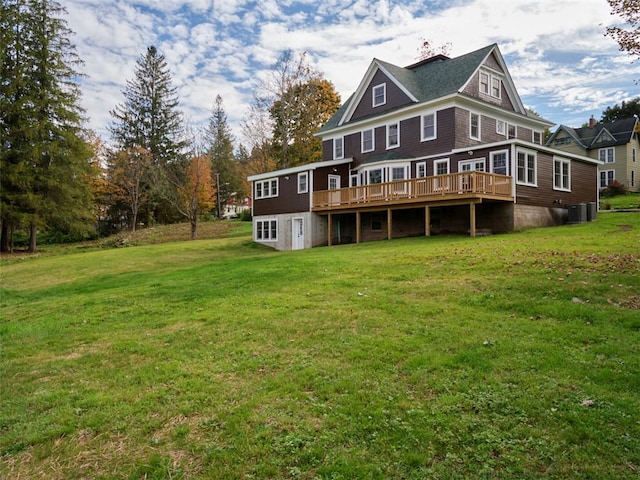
xmin=547 ymin=117 xmax=639 ymax=150
xmin=318 ymin=44 xmax=533 ymax=135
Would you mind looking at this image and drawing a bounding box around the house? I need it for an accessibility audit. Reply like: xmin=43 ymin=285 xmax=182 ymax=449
xmin=222 ymin=195 xmax=252 ymax=219
xmin=248 ymin=44 xmax=601 ymax=251
xmin=546 ymin=116 xmax=639 ymax=192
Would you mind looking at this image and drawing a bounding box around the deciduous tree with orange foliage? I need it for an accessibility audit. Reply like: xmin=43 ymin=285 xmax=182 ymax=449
xmin=606 ymin=0 xmax=640 ymax=58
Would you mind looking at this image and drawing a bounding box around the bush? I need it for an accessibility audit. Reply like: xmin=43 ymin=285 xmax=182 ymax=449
xmin=238 ymin=209 xmax=252 ymax=221
xmin=601 ymin=180 xmax=626 ymax=197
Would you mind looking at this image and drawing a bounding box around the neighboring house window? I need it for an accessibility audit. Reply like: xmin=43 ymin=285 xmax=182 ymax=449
xmin=256 ymin=219 xmax=277 ymax=241
xmin=631 ymin=170 xmax=635 ymax=188
xmin=633 ymin=147 xmax=636 ymax=162
xmin=554 ymin=137 xmax=570 ymax=146
xmin=507 ymin=124 xmax=517 ymax=139
xmin=297 ymin=172 xmax=308 ymax=194
xmin=599 ymin=147 xmax=614 ymax=163
xmin=416 ymin=161 xmax=427 ymax=178
xmin=387 ymin=122 xmax=399 ymax=149
xmin=361 ymin=129 xmax=374 ymax=153
xmin=600 ymin=170 xmax=615 ymax=188
xmin=490 ymin=151 xmax=509 ymax=175
xmin=434 ymin=159 xmax=450 ymax=175
xmin=470 ymin=112 xmax=480 ymax=140
xmin=421 ymin=112 xmax=436 ymax=141
xmin=553 ymin=157 xmax=571 ymax=191
xmin=516 ymin=149 xmax=537 ymax=186
xmin=373 ymin=83 xmax=386 ymax=107
xmin=480 ymin=72 xmax=490 ymax=95
xmin=496 ymin=120 xmax=506 ymax=136
xmin=532 ymin=131 xmax=542 ymax=145
xmin=255 ymin=178 xmax=278 ymax=199
xmin=334 ymin=137 xmax=344 ymax=159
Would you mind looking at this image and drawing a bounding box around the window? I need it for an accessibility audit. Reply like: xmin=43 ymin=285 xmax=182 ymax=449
xmin=256 ymin=219 xmax=277 ymax=241
xmin=297 ymin=172 xmax=308 ymax=194
xmin=361 ymin=129 xmax=374 ymax=153
xmin=371 ymin=213 xmax=383 ymax=231
xmin=553 ymin=157 xmax=571 ymax=191
xmin=633 ymin=147 xmax=636 ymax=162
xmin=496 ymin=120 xmax=506 ymax=136
xmin=470 ymin=112 xmax=480 ymax=140
xmin=507 ymin=124 xmax=517 ymax=139
xmin=479 ymin=71 xmax=501 ymax=99
xmin=631 ymin=170 xmax=635 ymax=188
xmin=255 ymin=178 xmax=278 ymax=199
xmin=391 ymin=166 xmax=405 ymax=181
xmin=421 ymin=112 xmax=436 ymax=140
xmin=600 ymin=170 xmax=615 ymax=188
xmin=516 ymin=149 xmax=537 ymax=186
xmin=460 ymin=159 xmax=485 ymax=172
xmin=416 ymin=162 xmax=427 ymax=178
xmin=387 ymin=122 xmax=399 ymax=149
xmin=373 ymin=83 xmax=386 ymax=107
xmin=554 ymin=137 xmax=570 ymax=146
xmin=333 ymin=137 xmax=344 ymax=159
xmin=434 ymin=159 xmax=449 ymax=175
xmin=368 ymin=168 xmax=383 ymax=184
xmin=532 ymin=131 xmax=542 ymax=145
xmin=599 ymin=147 xmax=614 ymax=163
xmin=491 ymin=76 xmax=501 ymax=98
xmin=490 ymin=151 xmax=509 ymax=175
xmin=480 ymin=72 xmax=489 ymax=94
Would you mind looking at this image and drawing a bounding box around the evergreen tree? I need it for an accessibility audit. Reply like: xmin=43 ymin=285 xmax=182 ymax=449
xmin=601 ymin=97 xmax=640 ymax=122
xmin=109 ymin=46 xmax=186 ymax=224
xmin=1 ymin=0 xmax=95 ymax=252
xmin=205 ymin=95 xmax=242 ymax=217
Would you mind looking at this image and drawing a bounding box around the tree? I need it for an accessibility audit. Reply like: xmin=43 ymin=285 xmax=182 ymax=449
xmin=109 ymin=46 xmax=186 ymax=224
xmin=270 ymin=78 xmax=340 ymax=166
xmin=416 ymin=38 xmax=452 ymax=61
xmin=106 ymin=147 xmax=152 ymax=232
xmin=1 ymin=0 xmax=95 ymax=252
xmin=600 ymin=96 xmax=640 ymax=122
xmin=606 ymin=0 xmax=640 ymax=59
xmin=205 ymin=95 xmax=243 ymax=217
xmin=241 ymin=99 xmax=277 ymax=175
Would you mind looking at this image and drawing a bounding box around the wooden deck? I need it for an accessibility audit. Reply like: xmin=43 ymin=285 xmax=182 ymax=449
xmin=312 ymin=171 xmax=513 ymax=212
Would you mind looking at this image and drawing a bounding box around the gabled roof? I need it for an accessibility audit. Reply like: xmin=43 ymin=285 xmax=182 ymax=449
xmin=548 ymin=117 xmax=638 ymax=149
xmin=318 ymin=44 xmax=529 ymax=135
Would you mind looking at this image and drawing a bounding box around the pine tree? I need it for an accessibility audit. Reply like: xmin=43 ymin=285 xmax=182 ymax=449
xmin=109 ymin=46 xmax=186 ymax=224
xmin=205 ymin=95 xmax=242 ymax=217
xmin=1 ymin=0 xmax=95 ymax=252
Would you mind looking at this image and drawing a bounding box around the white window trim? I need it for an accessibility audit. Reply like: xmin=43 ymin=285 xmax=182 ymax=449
xmin=333 ymin=137 xmax=344 ymax=160
xmin=599 ymin=147 xmax=615 ymax=163
xmin=255 ymin=178 xmax=279 ymax=199
xmin=373 ymin=83 xmax=386 ymax=107
xmin=386 ymin=122 xmax=400 ymax=149
xmin=361 ymin=129 xmax=375 ymax=153
xmin=421 ymin=111 xmax=437 ymax=141
xmin=490 ymin=150 xmax=509 ymax=175
xmin=532 ymin=130 xmax=543 ymax=145
xmin=434 ymin=158 xmax=450 ymax=175
xmin=507 ymin=124 xmax=517 ymax=140
xmin=600 ymin=170 xmax=615 ymax=188
xmin=553 ymin=156 xmax=571 ymax=192
xmin=255 ymin=218 xmax=278 ymax=242
xmin=479 ymin=70 xmax=502 ymax=99
xmin=516 ymin=148 xmax=537 ymax=187
xmin=469 ymin=112 xmax=481 ymax=141
xmin=459 ymin=158 xmax=486 ymax=172
xmin=297 ymin=172 xmax=308 ymax=194
xmin=491 ymin=75 xmax=501 ymax=99
xmin=479 ymin=72 xmax=490 ymax=95
xmin=496 ymin=119 xmax=506 ymax=136
xmin=416 ymin=161 xmax=427 ymax=178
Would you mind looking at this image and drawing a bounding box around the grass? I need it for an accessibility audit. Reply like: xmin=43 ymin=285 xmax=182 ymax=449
xmin=1 ymin=214 xmax=639 ymax=479
xmin=600 ymin=192 xmax=640 ymax=210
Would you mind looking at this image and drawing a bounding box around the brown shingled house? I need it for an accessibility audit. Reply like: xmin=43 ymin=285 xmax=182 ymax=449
xmin=248 ymin=44 xmax=601 ymax=250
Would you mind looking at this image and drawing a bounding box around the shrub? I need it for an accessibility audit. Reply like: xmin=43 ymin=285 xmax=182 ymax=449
xmin=238 ymin=209 xmax=252 ymax=221
xmin=601 ymin=180 xmax=626 ymax=197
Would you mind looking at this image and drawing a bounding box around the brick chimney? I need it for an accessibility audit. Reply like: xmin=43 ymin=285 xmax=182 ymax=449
xmin=588 ymin=116 xmax=597 ymax=127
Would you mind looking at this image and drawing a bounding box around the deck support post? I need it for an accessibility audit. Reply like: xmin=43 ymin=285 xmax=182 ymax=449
xmin=356 ymin=211 xmax=361 ymax=244
xmin=328 ymin=213 xmax=333 ymax=246
xmin=470 ymin=203 xmax=476 ymax=237
xmin=387 ymin=209 xmax=392 ymax=240
xmin=425 ymin=205 xmax=431 ymax=237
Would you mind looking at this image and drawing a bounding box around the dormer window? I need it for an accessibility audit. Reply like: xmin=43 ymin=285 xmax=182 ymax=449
xmin=373 ymin=83 xmax=386 ymax=107
xmin=479 ymin=70 xmax=502 ymax=99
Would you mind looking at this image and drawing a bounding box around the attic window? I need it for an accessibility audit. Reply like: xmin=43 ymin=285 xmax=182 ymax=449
xmin=373 ymin=83 xmax=386 ymax=107
xmin=479 ymin=70 xmax=501 ymax=99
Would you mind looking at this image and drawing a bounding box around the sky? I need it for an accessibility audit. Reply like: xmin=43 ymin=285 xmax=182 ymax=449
xmin=64 ymin=0 xmax=640 ymax=146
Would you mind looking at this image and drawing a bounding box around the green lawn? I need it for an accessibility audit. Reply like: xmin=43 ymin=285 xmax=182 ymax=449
xmin=601 ymin=192 xmax=640 ymax=210
xmin=1 ymin=215 xmax=639 ymax=479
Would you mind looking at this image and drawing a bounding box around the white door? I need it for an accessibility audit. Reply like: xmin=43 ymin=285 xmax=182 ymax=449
xmin=292 ymin=217 xmax=304 ymax=250
xmin=328 ymin=174 xmax=341 ymax=206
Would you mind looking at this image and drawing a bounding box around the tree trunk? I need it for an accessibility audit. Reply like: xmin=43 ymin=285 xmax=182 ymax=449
xmin=190 ymin=218 xmax=197 ymax=240
xmin=28 ymin=221 xmax=37 ymax=253
xmin=0 ymin=220 xmax=9 ymax=253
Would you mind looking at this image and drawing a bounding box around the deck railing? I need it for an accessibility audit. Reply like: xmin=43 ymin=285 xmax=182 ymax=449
xmin=313 ymin=171 xmax=512 ymax=210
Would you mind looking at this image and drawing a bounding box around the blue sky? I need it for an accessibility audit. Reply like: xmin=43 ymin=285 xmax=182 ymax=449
xmin=65 ymin=0 xmax=639 ymax=145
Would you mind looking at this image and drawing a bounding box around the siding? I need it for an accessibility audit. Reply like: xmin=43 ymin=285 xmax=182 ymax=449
xmin=253 ymin=174 xmax=310 ymax=216
xmin=351 ymin=70 xmax=414 ymax=121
